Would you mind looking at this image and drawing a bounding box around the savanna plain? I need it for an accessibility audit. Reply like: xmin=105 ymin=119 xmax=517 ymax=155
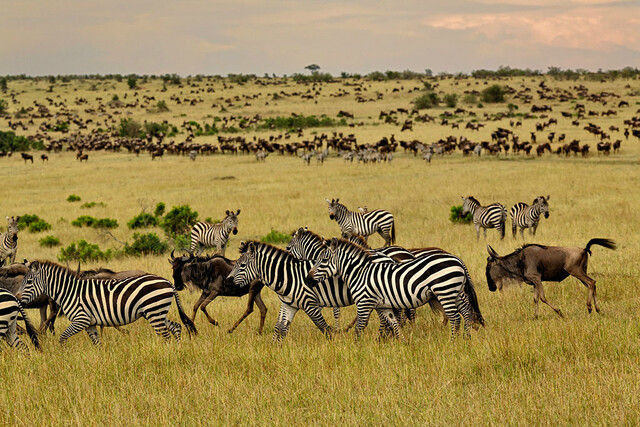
xmin=0 ymin=75 xmax=639 ymax=425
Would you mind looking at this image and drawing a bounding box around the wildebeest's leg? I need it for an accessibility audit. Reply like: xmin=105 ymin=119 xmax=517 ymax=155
xmin=332 ymin=307 xmax=340 ymax=330
xmin=254 ymin=292 xmax=267 ymax=334
xmin=567 ymin=267 xmax=599 ymax=313
xmin=199 ymin=289 xmax=221 ymax=326
xmin=228 ymin=283 xmax=266 ymax=334
xmin=86 ymin=325 xmax=101 ymax=345
xmin=38 ymin=306 xmax=48 ymax=333
xmin=191 ymin=291 xmax=209 ymax=322
xmin=531 ymin=279 xmax=563 ymax=318
xmin=44 ymin=301 xmax=60 ymax=334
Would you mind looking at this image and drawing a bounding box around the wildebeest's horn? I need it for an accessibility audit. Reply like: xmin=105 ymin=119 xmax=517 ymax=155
xmin=187 ymin=250 xmax=195 ymax=258
xmin=170 ymin=249 xmax=176 ymax=260
xmin=487 ymin=245 xmax=498 ymax=258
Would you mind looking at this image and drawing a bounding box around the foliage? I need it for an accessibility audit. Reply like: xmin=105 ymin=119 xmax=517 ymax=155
xmin=261 ymin=229 xmax=292 ymax=245
xmin=443 ymin=94 xmax=458 ymax=108
xmin=160 ymin=205 xmax=198 ymax=238
xmin=449 ymin=205 xmax=473 ymax=224
xmin=123 ymin=233 xmax=169 ymax=256
xmin=291 ymin=73 xmax=334 ymax=83
xmin=0 ymin=77 xmax=7 ymax=92
xmin=28 ymin=219 xmax=52 ymax=233
xmin=80 ymin=201 xmax=107 ymax=209
xmin=58 ymin=240 xmax=112 ymax=262
xmin=0 ymin=99 xmax=7 ymax=115
xmin=162 ymin=74 xmax=181 ymax=85
xmin=259 ymin=115 xmax=345 ymax=130
xmin=413 ymin=92 xmax=440 ymax=109
xmin=39 ymin=235 xmax=60 ymax=247
xmin=154 ymin=100 xmax=169 ymax=112
xmin=481 ymin=85 xmax=506 ymax=103
xmin=462 ymin=93 xmax=478 ymax=104
xmin=154 ymin=202 xmax=166 ymax=218
xmin=17 ymin=214 xmax=51 ymax=232
xmin=127 ymin=212 xmax=159 ymax=229
xmin=118 ymin=118 xmax=142 ymax=138
xmin=67 ymin=194 xmax=81 ymax=202
xmin=71 ymin=216 xmax=118 ymax=229
xmin=0 ymin=130 xmax=44 ymax=152
xmin=127 ymin=76 xmax=137 ymax=90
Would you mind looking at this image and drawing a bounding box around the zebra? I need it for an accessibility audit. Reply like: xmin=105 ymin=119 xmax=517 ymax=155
xmin=19 ymin=260 xmax=197 ymax=345
xmin=189 ymin=209 xmax=240 ymax=256
xmin=0 ymin=216 xmax=19 ymax=266
xmin=461 ymin=196 xmax=507 ymax=240
xmin=0 ymin=288 xmax=40 ymax=352
xmin=287 ymin=227 xmax=484 ymax=329
xmin=189 ymin=150 xmax=197 ymax=161
xmin=510 ymin=195 xmax=550 ymax=238
xmin=326 ymin=198 xmax=395 ymax=246
xmin=305 ymin=238 xmax=478 ymax=340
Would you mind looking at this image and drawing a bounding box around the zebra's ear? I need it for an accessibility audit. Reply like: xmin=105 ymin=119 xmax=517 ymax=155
xmin=247 ymin=241 xmax=256 ymax=254
xmin=546 ymin=195 xmax=550 ymax=201
xmin=336 ymin=198 xmax=339 ymax=203
xmin=325 ymin=198 xmax=331 ymax=204
xmin=225 ymin=210 xmax=230 ymax=215
xmin=236 ymin=209 xmax=241 ymax=216
xmin=29 ymin=260 xmax=40 ymax=272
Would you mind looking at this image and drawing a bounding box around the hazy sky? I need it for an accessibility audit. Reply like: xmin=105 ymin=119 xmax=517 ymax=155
xmin=1 ymin=0 xmax=638 ymax=76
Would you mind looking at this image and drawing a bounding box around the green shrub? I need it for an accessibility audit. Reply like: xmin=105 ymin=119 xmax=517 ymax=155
xmin=58 ymin=240 xmax=113 ymax=262
xmin=154 ymin=202 xmax=166 ymax=218
xmin=261 ymin=229 xmax=292 ymax=245
xmin=160 ymin=205 xmax=198 ymax=238
xmin=155 ymin=100 xmax=169 ymax=112
xmin=28 ymin=219 xmax=52 ymax=233
xmin=67 ymin=194 xmax=81 ymax=202
xmin=80 ymin=201 xmax=106 ymax=209
xmin=0 ymin=99 xmax=7 ymax=115
xmin=127 ymin=76 xmax=137 ymax=90
xmin=118 ymin=118 xmax=142 ymax=138
xmin=413 ymin=92 xmax=439 ymax=109
xmin=481 ymin=85 xmax=506 ymax=103
xmin=443 ymin=94 xmax=458 ymax=108
xmin=17 ymin=214 xmax=41 ymax=229
xmin=127 ymin=212 xmax=159 ymax=229
xmin=449 ymin=205 xmax=473 ymax=224
xmin=71 ymin=215 xmax=118 ymax=229
xmin=462 ymin=94 xmax=477 ymax=104
xmin=0 ymin=130 xmax=43 ymax=152
xmin=39 ymin=235 xmax=60 ymax=247
xmin=123 ymin=233 xmax=169 ymax=256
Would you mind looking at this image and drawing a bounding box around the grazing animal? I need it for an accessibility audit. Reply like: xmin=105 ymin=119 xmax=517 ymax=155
xmin=0 ymin=288 xmax=40 ymax=352
xmin=326 ymin=198 xmax=395 ymax=246
xmin=21 ymin=153 xmax=33 ymax=163
xmin=485 ymin=239 xmax=616 ymax=317
xmin=0 ymin=216 xmax=19 ymax=266
xmin=20 ymin=260 xmax=197 ymax=345
xmin=168 ymin=251 xmax=267 ymax=334
xmin=461 ymin=196 xmax=507 ymax=240
xmin=305 ymin=238 xmax=478 ymax=340
xmin=189 ymin=210 xmax=240 ymax=256
xmin=509 ymin=196 xmax=550 ymax=238
xmin=189 ymin=150 xmax=197 ymax=161
xmin=40 ymin=154 xmax=48 ymax=162
xmin=225 ymin=241 xmax=354 ymax=343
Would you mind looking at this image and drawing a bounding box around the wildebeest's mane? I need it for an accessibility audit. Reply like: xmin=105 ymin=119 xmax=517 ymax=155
xmin=192 ymin=253 xmax=234 ymax=264
xmin=82 ymin=267 xmax=117 ymax=276
xmin=512 ymin=243 xmax=548 ymax=255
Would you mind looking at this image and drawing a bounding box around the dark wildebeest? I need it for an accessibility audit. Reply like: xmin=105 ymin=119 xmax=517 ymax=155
xmin=21 ymin=153 xmax=33 ymax=163
xmin=485 ymin=239 xmax=616 ymax=318
xmin=41 ymin=154 xmax=48 ymax=162
xmin=168 ymin=251 xmax=267 ymax=334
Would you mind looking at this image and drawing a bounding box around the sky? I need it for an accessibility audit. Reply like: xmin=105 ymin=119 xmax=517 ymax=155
xmin=1 ymin=0 xmax=639 ymax=76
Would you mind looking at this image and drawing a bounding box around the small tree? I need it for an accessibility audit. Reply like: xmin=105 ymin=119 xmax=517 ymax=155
xmin=443 ymin=94 xmax=458 ymax=108
xmin=305 ymin=64 xmax=321 ymax=75
xmin=127 ymin=76 xmax=137 ymax=90
xmin=0 ymin=99 xmax=7 ymax=115
xmin=0 ymin=77 xmax=7 ymax=93
xmin=481 ymin=85 xmax=506 ymax=103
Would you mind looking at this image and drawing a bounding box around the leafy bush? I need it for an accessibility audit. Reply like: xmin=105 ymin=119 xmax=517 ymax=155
xmin=123 ymin=233 xmax=169 ymax=256
xmin=71 ymin=215 xmax=118 ymax=229
xmin=39 ymin=235 xmax=60 ymax=247
xmin=462 ymin=94 xmax=477 ymax=104
xmin=413 ymin=92 xmax=440 ymax=109
xmin=17 ymin=214 xmax=41 ymax=229
xmin=28 ymin=220 xmax=52 ymax=233
xmin=154 ymin=202 xmax=166 ymax=218
xmin=261 ymin=229 xmax=292 ymax=245
xmin=80 ymin=201 xmax=106 ymax=209
xmin=160 ymin=205 xmax=198 ymax=238
xmin=127 ymin=76 xmax=137 ymax=90
xmin=0 ymin=99 xmax=7 ymax=115
xmin=0 ymin=130 xmax=43 ymax=152
xmin=443 ymin=94 xmax=458 ymax=108
xmin=67 ymin=194 xmax=81 ymax=202
xmin=118 ymin=118 xmax=142 ymax=138
xmin=449 ymin=205 xmax=473 ymax=224
xmin=481 ymin=85 xmax=506 ymax=103
xmin=127 ymin=212 xmax=158 ymax=229
xmin=155 ymin=100 xmax=169 ymax=112
xmin=58 ymin=240 xmax=113 ymax=262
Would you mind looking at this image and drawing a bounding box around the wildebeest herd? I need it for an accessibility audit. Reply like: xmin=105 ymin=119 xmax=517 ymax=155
xmin=0 ymin=198 xmax=616 ymax=352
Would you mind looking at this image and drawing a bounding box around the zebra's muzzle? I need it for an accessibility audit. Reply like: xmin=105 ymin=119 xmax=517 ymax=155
xmin=304 ymin=275 xmax=319 ymax=288
xmin=329 ymin=214 xmax=335 ymax=220
xmin=232 ymin=228 xmax=238 ymax=235
xmin=544 ymin=212 xmax=549 ymax=219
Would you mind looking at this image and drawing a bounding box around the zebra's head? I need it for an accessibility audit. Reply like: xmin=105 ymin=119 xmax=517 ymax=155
xmin=325 ymin=198 xmax=341 ymax=220
xmin=20 ymin=260 xmax=46 ymax=306
xmin=461 ymin=197 xmax=476 ymax=216
xmin=5 ymin=216 xmax=19 ymax=236
xmin=305 ymin=238 xmax=339 ymax=288
xmin=534 ymin=195 xmax=550 ymax=219
xmin=225 ymin=241 xmax=258 ymax=289
xmin=286 ymin=226 xmax=320 ymax=260
xmin=223 ymin=209 xmax=241 ymax=235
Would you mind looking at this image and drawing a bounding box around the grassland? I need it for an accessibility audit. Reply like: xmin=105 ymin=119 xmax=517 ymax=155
xmin=0 ymin=75 xmax=639 ymax=425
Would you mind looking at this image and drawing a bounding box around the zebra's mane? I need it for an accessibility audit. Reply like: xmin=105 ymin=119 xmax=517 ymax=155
xmin=240 ymin=240 xmax=295 ymax=259
xmin=35 ymin=260 xmax=82 ymax=278
xmin=296 ymin=228 xmax=323 ymax=242
xmin=82 ymin=267 xmax=116 ymax=275
xmin=466 ymin=196 xmax=479 ymax=204
xmin=332 ymin=238 xmax=372 ymax=259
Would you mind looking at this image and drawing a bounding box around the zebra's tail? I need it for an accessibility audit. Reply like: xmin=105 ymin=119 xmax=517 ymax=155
xmin=510 ymin=208 xmax=517 ymax=238
xmin=500 ymin=206 xmax=507 ymax=240
xmin=585 ymin=238 xmax=616 ymax=255
xmin=390 ymin=221 xmax=396 ymax=245
xmin=173 ymin=289 xmax=197 ymax=337
xmin=464 ymin=270 xmax=485 ymax=327
xmin=17 ymin=303 xmax=41 ymax=350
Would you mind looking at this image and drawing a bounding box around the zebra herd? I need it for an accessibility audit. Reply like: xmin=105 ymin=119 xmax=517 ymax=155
xmin=461 ymin=195 xmax=551 ymax=240
xmin=0 ymin=195 xmax=554 ymax=351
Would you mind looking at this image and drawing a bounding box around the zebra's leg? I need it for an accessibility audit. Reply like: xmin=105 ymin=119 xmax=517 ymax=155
xmin=520 ymin=227 xmax=525 ymax=239
xmin=377 ymin=309 xmax=405 ymax=342
xmin=406 ymin=308 xmax=417 ymax=324
xmin=9 ymin=252 xmax=16 ymax=265
xmin=354 ymin=302 xmax=375 ymax=340
xmin=273 ymin=303 xmax=298 ymax=343
xmin=144 ymin=312 xmax=172 ymax=341
xmin=456 ymin=292 xmax=473 ymax=339
xmin=475 ymin=223 xmax=481 ymax=240
xmin=393 ymin=308 xmax=406 ymax=327
xmin=332 ymin=307 xmax=341 ymax=330
xmin=532 ymin=222 xmax=539 ymax=236
xmin=167 ymin=320 xmax=182 ymax=342
xmin=59 ymin=316 xmax=92 ymax=345
xmin=483 ymin=227 xmax=488 ymax=240
xmin=86 ymin=325 xmax=101 ymax=346
xmin=5 ymin=319 xmax=28 ymax=352
xmin=272 ymin=304 xmax=286 ymax=343
xmin=302 ymin=304 xmax=332 ymax=337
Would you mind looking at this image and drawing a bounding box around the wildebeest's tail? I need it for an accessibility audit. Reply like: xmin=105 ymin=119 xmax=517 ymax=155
xmin=17 ymin=304 xmax=41 ymax=350
xmin=173 ymin=289 xmax=197 ymax=336
xmin=585 ymin=238 xmax=616 ymax=255
xmin=463 ymin=267 xmax=485 ymax=327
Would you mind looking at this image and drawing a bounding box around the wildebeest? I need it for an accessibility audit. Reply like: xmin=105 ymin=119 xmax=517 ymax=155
xmin=40 ymin=154 xmax=48 ymax=162
xmin=486 ymin=239 xmax=616 ymax=317
xmin=168 ymin=251 xmax=267 ymax=334
xmin=21 ymin=153 xmax=33 ymax=163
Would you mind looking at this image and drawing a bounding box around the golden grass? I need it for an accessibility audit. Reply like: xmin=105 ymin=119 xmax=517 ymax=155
xmin=0 ymin=76 xmax=639 ymax=425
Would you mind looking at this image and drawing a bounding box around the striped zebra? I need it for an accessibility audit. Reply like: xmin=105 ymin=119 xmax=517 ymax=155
xmin=461 ymin=196 xmax=507 ymax=240
xmin=306 ymin=238 xmax=478 ymax=340
xmin=19 ymin=260 xmax=197 ymax=345
xmin=326 ymin=198 xmax=395 ymax=246
xmin=0 ymin=216 xmax=19 ymax=266
xmin=0 ymin=288 xmax=40 ymax=352
xmin=510 ymin=195 xmax=550 ymax=238
xmin=190 ymin=209 xmax=240 ymax=256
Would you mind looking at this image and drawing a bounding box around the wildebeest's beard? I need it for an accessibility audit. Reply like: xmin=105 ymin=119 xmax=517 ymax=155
xmin=486 ymin=254 xmax=525 ymax=292
xmin=486 ymin=262 xmax=498 ymax=292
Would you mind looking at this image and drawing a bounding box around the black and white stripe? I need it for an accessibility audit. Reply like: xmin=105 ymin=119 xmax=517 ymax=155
xmin=20 ymin=260 xmax=196 ymax=345
xmin=461 ymin=196 xmax=507 ymax=240
xmin=0 ymin=216 xmax=19 ymax=266
xmin=190 ymin=209 xmax=240 ymax=256
xmin=306 ymin=238 xmax=476 ymax=340
xmin=0 ymin=288 xmax=40 ymax=352
xmin=225 ymin=241 xmax=358 ymax=343
xmin=510 ymin=195 xmax=550 ymax=238
xmin=326 ymin=199 xmax=395 ymax=246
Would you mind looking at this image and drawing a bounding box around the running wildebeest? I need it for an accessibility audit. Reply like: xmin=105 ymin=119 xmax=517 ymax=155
xmin=168 ymin=250 xmax=267 ymax=334
xmin=486 ymin=239 xmax=616 ymax=318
